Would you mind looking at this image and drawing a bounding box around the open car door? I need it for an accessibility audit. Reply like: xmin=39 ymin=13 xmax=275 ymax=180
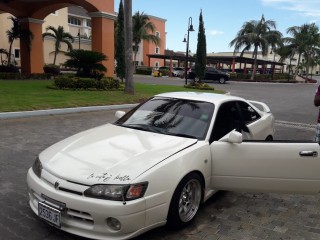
xmin=210 ymin=131 xmax=320 ymax=194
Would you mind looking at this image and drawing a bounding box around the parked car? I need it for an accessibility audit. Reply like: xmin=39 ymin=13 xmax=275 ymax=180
xmin=172 ymin=67 xmax=184 ymax=77
xmin=30 ymin=92 xmax=320 ymax=240
xmin=188 ymin=67 xmax=230 ymax=84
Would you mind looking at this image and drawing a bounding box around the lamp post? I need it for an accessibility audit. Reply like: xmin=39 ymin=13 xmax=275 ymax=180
xmin=77 ymin=29 xmax=81 ymax=49
xmin=182 ymin=17 xmax=194 ymax=85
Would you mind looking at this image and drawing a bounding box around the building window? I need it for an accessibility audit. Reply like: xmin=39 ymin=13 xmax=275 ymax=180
xmin=155 ymin=31 xmax=160 ymax=38
xmin=155 ymin=47 xmax=160 ymax=54
xmin=14 ymin=49 xmax=20 ymax=59
xmin=86 ymin=19 xmax=92 ymax=27
xmin=155 ymin=62 xmax=159 ymax=67
xmin=68 ymin=17 xmax=81 ymax=26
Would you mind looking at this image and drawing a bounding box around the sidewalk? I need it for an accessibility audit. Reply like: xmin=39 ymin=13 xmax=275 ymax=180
xmin=0 ymin=103 xmax=138 ymax=120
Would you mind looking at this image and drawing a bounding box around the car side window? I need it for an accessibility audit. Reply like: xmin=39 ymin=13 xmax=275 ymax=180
xmin=237 ymin=101 xmax=261 ymax=124
xmin=210 ymin=101 xmax=240 ymax=142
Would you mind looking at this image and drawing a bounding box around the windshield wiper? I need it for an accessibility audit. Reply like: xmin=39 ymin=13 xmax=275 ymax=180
xmin=168 ymin=133 xmax=198 ymax=139
xmin=122 ymin=123 xmax=162 ymax=133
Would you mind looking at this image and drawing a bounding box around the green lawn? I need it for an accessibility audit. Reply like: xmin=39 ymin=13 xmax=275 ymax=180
xmin=0 ymin=80 xmax=224 ymax=112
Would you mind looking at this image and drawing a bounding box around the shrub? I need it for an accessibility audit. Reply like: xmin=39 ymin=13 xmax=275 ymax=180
xmin=43 ymin=64 xmax=60 ymax=75
xmin=184 ymin=82 xmax=214 ymax=90
xmin=159 ymin=69 xmax=170 ymax=76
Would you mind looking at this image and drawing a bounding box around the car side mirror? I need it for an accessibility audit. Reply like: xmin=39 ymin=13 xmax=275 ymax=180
xmin=219 ymin=131 xmax=243 ymax=144
xmin=115 ymin=111 xmax=126 ymax=119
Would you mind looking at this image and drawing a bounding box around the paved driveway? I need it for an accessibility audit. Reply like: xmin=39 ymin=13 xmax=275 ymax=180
xmin=1 ymin=81 xmax=320 ymax=240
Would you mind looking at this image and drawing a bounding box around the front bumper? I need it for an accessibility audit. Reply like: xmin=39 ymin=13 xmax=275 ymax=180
xmin=27 ymin=168 xmax=166 ymax=240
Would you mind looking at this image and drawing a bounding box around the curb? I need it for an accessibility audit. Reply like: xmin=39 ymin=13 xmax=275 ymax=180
xmin=0 ymin=104 xmax=138 ymax=120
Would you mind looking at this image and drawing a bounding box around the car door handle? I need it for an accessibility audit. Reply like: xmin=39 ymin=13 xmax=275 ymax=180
xmin=299 ymin=151 xmax=318 ymax=157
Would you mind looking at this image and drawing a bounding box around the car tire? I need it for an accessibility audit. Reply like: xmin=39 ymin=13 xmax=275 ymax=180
xmin=219 ymin=77 xmax=226 ymax=84
xmin=167 ymin=173 xmax=202 ymax=229
xmin=265 ymin=135 xmax=273 ymax=141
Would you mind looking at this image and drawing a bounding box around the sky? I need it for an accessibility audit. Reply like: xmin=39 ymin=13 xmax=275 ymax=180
xmin=114 ymin=0 xmax=320 ymax=54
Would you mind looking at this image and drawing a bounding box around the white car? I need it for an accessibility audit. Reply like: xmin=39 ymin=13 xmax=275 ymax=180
xmin=28 ymin=91 xmax=310 ymax=240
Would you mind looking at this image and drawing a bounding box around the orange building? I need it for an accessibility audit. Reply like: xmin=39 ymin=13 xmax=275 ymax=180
xmin=0 ymin=0 xmax=115 ymax=77
xmin=142 ymin=15 xmax=166 ymax=68
xmin=0 ymin=1 xmax=167 ymax=75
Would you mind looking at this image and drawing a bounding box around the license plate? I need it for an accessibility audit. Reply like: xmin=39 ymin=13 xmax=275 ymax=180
xmin=38 ymin=202 xmax=61 ymax=227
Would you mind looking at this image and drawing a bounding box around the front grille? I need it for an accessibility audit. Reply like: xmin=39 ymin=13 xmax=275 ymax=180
xmin=67 ymin=208 xmax=94 ymax=224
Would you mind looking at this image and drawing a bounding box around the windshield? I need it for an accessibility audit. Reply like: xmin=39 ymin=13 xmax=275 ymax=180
xmin=115 ymin=97 xmax=215 ymax=140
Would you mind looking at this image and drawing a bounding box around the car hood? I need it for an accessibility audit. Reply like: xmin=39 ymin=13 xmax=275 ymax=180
xmin=40 ymin=124 xmax=197 ymax=184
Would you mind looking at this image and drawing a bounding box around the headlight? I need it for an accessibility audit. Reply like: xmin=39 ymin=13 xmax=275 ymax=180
xmin=32 ymin=157 xmax=42 ymax=178
xmin=84 ymin=182 xmax=148 ymax=201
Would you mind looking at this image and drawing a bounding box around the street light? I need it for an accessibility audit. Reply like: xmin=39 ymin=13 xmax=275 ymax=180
xmin=183 ymin=17 xmax=194 ymax=85
xmin=77 ymin=29 xmax=81 ymax=49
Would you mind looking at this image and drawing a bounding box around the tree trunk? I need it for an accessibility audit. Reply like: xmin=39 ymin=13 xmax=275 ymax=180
xmin=53 ymin=51 xmax=57 ymax=65
xmin=294 ymin=53 xmax=301 ymax=81
xmin=251 ymin=46 xmax=258 ymax=80
xmin=288 ymin=57 xmax=292 ymax=82
xmin=124 ymin=0 xmax=134 ymax=95
xmin=7 ymin=41 xmax=13 ymax=66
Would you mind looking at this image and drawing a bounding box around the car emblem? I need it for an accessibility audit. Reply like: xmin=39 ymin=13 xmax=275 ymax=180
xmin=54 ymin=181 xmax=60 ymax=189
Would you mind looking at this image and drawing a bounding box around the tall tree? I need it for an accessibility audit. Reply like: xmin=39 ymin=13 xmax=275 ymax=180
xmin=229 ymin=15 xmax=282 ymax=80
xmin=6 ymin=16 xmax=33 ymax=66
xmin=132 ymin=11 xmax=160 ymax=65
xmin=195 ymin=10 xmax=207 ymax=83
xmin=42 ymin=25 xmax=74 ymax=65
xmin=115 ymin=0 xmax=126 ymax=82
xmin=124 ymin=0 xmax=134 ymax=94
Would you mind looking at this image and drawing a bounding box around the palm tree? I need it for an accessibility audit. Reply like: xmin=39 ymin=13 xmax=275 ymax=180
xmin=42 ymin=26 xmax=74 ymax=65
xmin=229 ymin=15 xmax=282 ymax=80
xmin=302 ymin=24 xmax=320 ymax=78
xmin=6 ymin=16 xmax=33 ymax=66
xmin=64 ymin=49 xmax=107 ymax=78
xmin=284 ymin=23 xmax=320 ymax=79
xmin=132 ymin=11 xmax=160 ymax=66
xmin=276 ymin=44 xmax=296 ymax=81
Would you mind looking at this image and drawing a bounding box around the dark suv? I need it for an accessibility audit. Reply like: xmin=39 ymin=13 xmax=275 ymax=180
xmin=187 ymin=67 xmax=230 ymax=84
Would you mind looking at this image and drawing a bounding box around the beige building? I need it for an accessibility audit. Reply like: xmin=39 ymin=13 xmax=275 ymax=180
xmin=0 ymin=7 xmax=92 ymax=67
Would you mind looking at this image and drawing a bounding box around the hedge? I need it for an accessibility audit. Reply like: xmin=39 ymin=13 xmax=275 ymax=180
xmin=136 ymin=67 xmax=152 ymax=75
xmin=0 ymin=72 xmax=53 ymax=80
xmin=229 ymin=73 xmax=291 ymax=81
xmin=54 ymin=76 xmax=121 ymax=90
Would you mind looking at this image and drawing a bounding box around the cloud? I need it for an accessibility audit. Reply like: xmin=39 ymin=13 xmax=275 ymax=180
xmin=209 ymin=30 xmax=224 ymax=36
xmin=261 ymin=0 xmax=320 ymax=18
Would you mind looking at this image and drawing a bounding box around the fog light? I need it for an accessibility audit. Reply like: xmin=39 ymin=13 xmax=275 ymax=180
xmin=106 ymin=217 xmax=121 ymax=231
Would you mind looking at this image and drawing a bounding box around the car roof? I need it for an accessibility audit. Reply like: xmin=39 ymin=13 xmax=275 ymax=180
xmin=155 ymin=92 xmax=245 ymax=104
